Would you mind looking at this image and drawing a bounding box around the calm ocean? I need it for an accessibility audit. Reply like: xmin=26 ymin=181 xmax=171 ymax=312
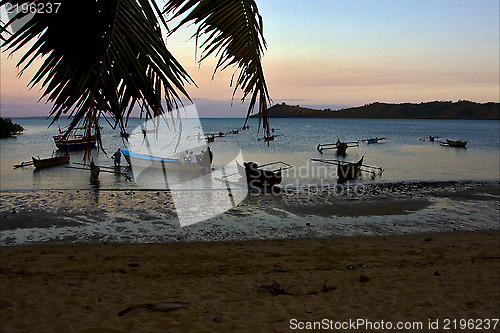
xmin=1 ymin=117 xmax=499 ymax=191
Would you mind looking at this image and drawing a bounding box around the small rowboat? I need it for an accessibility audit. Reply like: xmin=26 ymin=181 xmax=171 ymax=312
xmin=32 ymin=154 xmax=70 ymax=169
xmin=236 ymin=161 xmax=284 ymax=188
xmin=121 ymin=149 xmax=199 ymax=171
xmin=440 ymin=139 xmax=467 ymax=148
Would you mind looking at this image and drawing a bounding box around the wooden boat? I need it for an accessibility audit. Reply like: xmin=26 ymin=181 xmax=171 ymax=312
xmin=317 ymin=139 xmax=358 ymax=155
xmin=441 ymin=139 xmax=467 ymax=148
xmin=337 ymin=157 xmax=364 ymax=182
xmin=312 ymin=156 xmax=383 ymax=182
xmin=236 ymin=161 xmax=283 ymax=188
xmin=53 ymin=127 xmax=97 ymax=150
xmin=366 ymin=137 xmax=386 ymax=144
xmin=121 ymin=149 xmax=199 ymax=171
xmin=32 ymin=154 xmax=70 ymax=169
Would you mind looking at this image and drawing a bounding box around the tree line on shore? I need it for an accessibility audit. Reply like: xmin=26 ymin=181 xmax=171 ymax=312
xmin=0 ymin=117 xmax=24 ymax=138
xmin=255 ymin=101 xmax=499 ymax=120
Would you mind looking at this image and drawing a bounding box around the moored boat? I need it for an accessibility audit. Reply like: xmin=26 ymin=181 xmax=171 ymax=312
xmin=121 ymin=149 xmax=198 ymax=171
xmin=53 ymin=127 xmax=97 ymax=150
xmin=317 ymin=139 xmax=359 ymax=155
xmin=236 ymin=161 xmax=283 ymax=188
xmin=32 ymin=154 xmax=70 ymax=169
xmin=337 ymin=157 xmax=364 ymax=182
xmin=366 ymin=137 xmax=386 ymax=144
xmin=311 ymin=156 xmax=382 ymax=182
xmin=441 ymin=139 xmax=467 ymax=148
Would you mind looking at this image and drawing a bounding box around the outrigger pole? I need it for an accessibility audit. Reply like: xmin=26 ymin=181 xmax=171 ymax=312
xmin=250 ymin=161 xmax=294 ymax=173
xmin=65 ymin=165 xmax=132 ymax=181
xmin=316 ymin=141 xmax=359 ymax=153
xmin=311 ymin=158 xmax=384 ymax=179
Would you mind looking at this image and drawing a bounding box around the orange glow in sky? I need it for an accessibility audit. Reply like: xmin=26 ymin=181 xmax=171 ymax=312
xmin=1 ymin=0 xmax=498 ymax=117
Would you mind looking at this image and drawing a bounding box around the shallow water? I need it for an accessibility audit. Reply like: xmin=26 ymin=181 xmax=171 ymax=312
xmin=1 ymin=117 xmax=498 ymax=190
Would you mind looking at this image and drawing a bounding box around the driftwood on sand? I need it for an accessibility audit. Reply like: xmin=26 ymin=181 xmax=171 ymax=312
xmin=118 ymin=302 xmax=190 ymax=316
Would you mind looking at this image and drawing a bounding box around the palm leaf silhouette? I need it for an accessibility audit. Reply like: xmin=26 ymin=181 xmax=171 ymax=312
xmin=164 ymin=0 xmax=271 ymax=135
xmin=1 ymin=0 xmax=271 ymax=142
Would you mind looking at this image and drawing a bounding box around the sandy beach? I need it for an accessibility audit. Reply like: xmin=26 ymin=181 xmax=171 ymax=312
xmin=0 ymin=231 xmax=499 ymax=332
xmin=1 ymin=181 xmax=499 ymax=332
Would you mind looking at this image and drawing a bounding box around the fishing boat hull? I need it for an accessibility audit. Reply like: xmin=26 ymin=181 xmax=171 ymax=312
xmin=53 ymin=135 xmax=97 ymax=150
xmin=121 ymin=149 xmax=197 ymax=171
xmin=337 ymin=157 xmax=364 ymax=182
xmin=32 ymin=155 xmax=70 ymax=169
xmin=237 ymin=161 xmax=282 ymax=188
xmin=443 ymin=139 xmax=467 ymax=148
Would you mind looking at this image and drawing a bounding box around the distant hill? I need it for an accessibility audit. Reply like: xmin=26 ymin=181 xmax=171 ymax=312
xmin=252 ymin=101 xmax=499 ymax=120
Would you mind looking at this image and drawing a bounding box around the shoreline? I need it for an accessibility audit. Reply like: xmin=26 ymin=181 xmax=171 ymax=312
xmin=1 ymin=180 xmax=498 ymax=246
xmin=1 ymin=178 xmax=499 ymax=193
xmin=1 ymin=231 xmax=499 ymax=332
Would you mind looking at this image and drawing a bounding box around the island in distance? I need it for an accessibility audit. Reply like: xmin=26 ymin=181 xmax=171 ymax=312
xmin=251 ymin=100 xmax=499 ymax=120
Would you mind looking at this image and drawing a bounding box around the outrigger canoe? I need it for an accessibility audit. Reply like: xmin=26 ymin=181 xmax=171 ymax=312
xmin=311 ymin=156 xmax=383 ymax=182
xmin=32 ymin=154 xmax=70 ymax=169
xmin=337 ymin=157 xmax=364 ymax=182
xmin=236 ymin=161 xmax=284 ymax=188
xmin=317 ymin=139 xmax=359 ymax=155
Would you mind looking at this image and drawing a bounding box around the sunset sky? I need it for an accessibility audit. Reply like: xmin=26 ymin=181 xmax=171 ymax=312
xmin=1 ymin=0 xmax=498 ymax=117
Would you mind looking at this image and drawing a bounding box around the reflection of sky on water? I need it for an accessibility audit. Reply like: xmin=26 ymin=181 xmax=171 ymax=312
xmin=1 ymin=118 xmax=498 ymax=190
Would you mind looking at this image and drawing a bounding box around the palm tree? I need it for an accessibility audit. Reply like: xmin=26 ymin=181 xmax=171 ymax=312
xmin=0 ymin=0 xmax=271 ymax=144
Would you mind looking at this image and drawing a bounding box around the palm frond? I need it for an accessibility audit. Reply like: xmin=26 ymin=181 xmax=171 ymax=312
xmin=0 ymin=0 xmax=194 ymax=142
xmin=164 ymin=0 xmax=271 ymax=135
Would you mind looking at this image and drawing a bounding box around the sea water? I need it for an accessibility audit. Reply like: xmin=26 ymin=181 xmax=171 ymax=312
xmin=0 ymin=117 xmax=499 ymax=191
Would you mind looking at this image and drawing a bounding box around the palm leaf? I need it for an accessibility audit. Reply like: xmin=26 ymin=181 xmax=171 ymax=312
xmin=164 ymin=0 xmax=271 ymax=135
xmin=0 ymin=0 xmax=194 ymax=143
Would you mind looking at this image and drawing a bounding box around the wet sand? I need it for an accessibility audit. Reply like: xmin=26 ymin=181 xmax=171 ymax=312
xmin=0 ymin=181 xmax=499 ymax=332
xmin=1 ymin=231 xmax=499 ymax=332
xmin=1 ymin=181 xmax=498 ymax=245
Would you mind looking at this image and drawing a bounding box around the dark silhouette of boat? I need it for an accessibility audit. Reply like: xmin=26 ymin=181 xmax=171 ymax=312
xmin=440 ymin=139 xmax=467 ymax=148
xmin=337 ymin=157 xmax=364 ymax=182
xmin=236 ymin=161 xmax=282 ymax=188
xmin=32 ymin=154 xmax=70 ymax=169
xmin=317 ymin=139 xmax=359 ymax=155
xmin=53 ymin=127 xmax=97 ymax=150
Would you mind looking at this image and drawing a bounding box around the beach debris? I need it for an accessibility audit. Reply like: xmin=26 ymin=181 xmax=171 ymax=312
xmin=358 ymin=274 xmax=371 ymax=283
xmin=118 ymin=301 xmax=190 ymax=316
xmin=321 ymin=283 xmax=337 ymax=293
xmin=212 ymin=313 xmax=223 ymax=323
xmin=258 ymin=280 xmax=319 ymax=296
xmin=258 ymin=280 xmax=288 ymax=295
